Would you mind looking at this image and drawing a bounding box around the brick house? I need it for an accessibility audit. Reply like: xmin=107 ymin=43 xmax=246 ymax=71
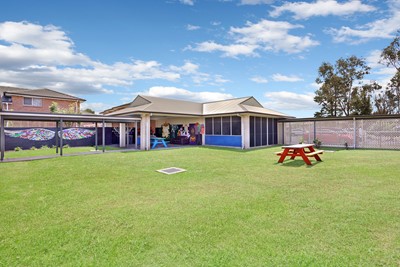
xmin=0 ymin=86 xmax=85 ymax=127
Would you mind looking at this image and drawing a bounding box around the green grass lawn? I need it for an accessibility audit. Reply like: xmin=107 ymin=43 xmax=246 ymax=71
xmin=1 ymin=147 xmax=399 ymax=266
xmin=4 ymin=145 xmax=121 ymax=159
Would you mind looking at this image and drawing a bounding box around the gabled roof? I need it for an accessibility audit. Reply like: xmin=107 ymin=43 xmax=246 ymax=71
xmin=103 ymin=94 xmax=290 ymax=118
xmin=203 ymin=96 xmax=262 ymax=115
xmin=0 ymin=86 xmax=85 ymax=102
xmin=104 ymin=95 xmax=203 ymax=116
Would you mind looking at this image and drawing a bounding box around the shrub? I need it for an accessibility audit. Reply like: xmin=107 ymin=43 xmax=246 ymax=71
xmin=313 ymin=138 xmax=322 ymax=148
xmin=14 ymin=147 xmax=22 ymax=152
xmin=30 ymin=146 xmax=37 ymax=150
xmin=63 ymin=144 xmax=70 ymax=149
xmin=40 ymin=145 xmax=50 ymax=150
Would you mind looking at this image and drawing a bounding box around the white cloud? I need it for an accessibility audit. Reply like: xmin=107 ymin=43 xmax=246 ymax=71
xmin=214 ymin=75 xmax=230 ymax=84
xmin=169 ymin=61 xmax=199 ymax=74
xmin=137 ymin=86 xmax=234 ymax=102
xmin=365 ymin=49 xmax=397 ymax=87
xmin=187 ymin=24 xmax=200 ymax=31
xmin=328 ymin=1 xmax=400 ymax=43
xmin=309 ymin=82 xmax=321 ymax=90
xmin=250 ymin=76 xmax=268 ymax=83
xmin=80 ymin=102 xmax=113 ymax=114
xmin=169 ymin=61 xmax=229 ymax=84
xmin=188 ymin=42 xmax=259 ymax=58
xmin=270 ymin=0 xmax=376 ymax=20
xmin=0 ymin=21 xmax=90 ymax=68
xmin=189 ymin=19 xmax=319 ymax=57
xmin=264 ymin=91 xmax=318 ymax=110
xmin=0 ymin=21 xmax=227 ymax=96
xmin=179 ymin=0 xmax=194 ymax=5
xmin=272 ymin=73 xmax=303 ymax=82
xmin=239 ymin=0 xmax=274 ymax=5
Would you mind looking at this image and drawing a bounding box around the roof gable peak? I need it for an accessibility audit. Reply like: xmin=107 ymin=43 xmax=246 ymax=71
xmin=240 ymin=96 xmax=263 ymax=108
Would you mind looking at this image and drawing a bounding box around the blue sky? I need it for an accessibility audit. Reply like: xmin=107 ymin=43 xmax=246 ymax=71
xmin=0 ymin=0 xmax=399 ymax=117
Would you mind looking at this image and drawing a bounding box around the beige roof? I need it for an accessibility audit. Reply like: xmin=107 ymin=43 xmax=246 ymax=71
xmin=0 ymin=86 xmax=85 ymax=102
xmin=105 ymin=95 xmax=203 ymax=116
xmin=103 ymin=94 xmax=290 ymax=118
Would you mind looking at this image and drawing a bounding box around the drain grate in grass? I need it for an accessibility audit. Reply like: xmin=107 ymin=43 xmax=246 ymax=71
xmin=157 ymin=167 xmax=186 ymax=175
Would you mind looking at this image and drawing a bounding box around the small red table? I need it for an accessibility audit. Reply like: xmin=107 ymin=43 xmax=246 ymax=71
xmin=277 ymin=144 xmax=323 ymax=165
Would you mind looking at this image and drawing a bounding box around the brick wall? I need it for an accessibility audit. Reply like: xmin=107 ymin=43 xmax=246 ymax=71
xmin=5 ymin=96 xmax=81 ymax=127
xmin=6 ymin=96 xmax=80 ymax=113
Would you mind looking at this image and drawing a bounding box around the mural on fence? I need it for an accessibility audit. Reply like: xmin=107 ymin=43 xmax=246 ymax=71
xmin=59 ymin=128 xmax=96 ymax=140
xmin=5 ymin=128 xmax=55 ymax=141
xmin=5 ymin=128 xmax=96 ymax=141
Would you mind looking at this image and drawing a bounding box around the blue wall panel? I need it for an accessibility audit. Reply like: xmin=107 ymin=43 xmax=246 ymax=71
xmin=205 ymin=135 xmax=242 ymax=147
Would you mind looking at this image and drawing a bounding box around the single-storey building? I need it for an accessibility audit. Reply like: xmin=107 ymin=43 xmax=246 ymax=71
xmin=102 ymin=95 xmax=290 ymax=150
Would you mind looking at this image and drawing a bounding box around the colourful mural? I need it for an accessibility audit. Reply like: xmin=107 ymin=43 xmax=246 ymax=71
xmin=5 ymin=128 xmax=55 ymax=141
xmin=60 ymin=128 xmax=96 ymax=140
xmin=5 ymin=128 xmax=96 ymax=141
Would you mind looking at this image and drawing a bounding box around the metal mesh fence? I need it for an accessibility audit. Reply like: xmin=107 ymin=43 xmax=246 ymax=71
xmin=278 ymin=117 xmax=400 ymax=149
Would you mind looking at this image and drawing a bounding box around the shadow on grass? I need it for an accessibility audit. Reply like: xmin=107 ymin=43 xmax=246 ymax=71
xmin=275 ymin=159 xmax=323 ymax=168
xmin=201 ymin=145 xmax=281 ymax=153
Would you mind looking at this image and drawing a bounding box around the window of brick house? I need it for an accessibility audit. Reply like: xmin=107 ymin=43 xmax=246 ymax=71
xmin=23 ymin=97 xmax=42 ymax=107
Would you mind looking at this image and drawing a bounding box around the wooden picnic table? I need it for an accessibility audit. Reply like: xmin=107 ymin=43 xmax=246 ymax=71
xmin=276 ymin=144 xmax=323 ymax=165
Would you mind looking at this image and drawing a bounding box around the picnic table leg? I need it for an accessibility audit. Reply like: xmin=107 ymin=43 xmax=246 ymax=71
xmin=161 ymin=140 xmax=167 ymax=147
xmin=290 ymin=148 xmax=297 ymax=159
xmin=278 ymin=149 xmax=289 ymax=163
xmin=151 ymin=140 xmax=158 ymax=149
xmin=308 ymin=146 xmax=322 ymax=161
xmin=299 ymin=149 xmax=312 ymax=165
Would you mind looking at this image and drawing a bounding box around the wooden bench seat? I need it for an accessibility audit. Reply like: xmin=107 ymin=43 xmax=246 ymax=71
xmin=305 ymin=150 xmax=324 ymax=157
xmin=275 ymin=151 xmax=284 ymax=156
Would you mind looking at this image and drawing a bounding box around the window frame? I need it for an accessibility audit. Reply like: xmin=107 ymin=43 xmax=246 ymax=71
xmin=23 ymin=97 xmax=43 ymax=107
xmin=206 ymin=116 xmax=241 ymax=136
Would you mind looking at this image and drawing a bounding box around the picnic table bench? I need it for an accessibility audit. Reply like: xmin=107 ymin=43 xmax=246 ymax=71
xmin=275 ymin=144 xmax=323 ymax=165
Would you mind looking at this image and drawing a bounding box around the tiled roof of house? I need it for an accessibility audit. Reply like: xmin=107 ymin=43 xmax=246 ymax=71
xmin=103 ymin=94 xmax=289 ymax=118
xmin=0 ymin=86 xmax=85 ymax=101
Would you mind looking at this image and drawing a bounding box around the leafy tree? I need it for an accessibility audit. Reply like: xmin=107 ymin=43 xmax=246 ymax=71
xmin=314 ymin=64 xmax=343 ymax=117
xmin=379 ymin=32 xmax=400 ymax=114
xmin=352 ymin=84 xmax=373 ymax=115
xmin=49 ymin=102 xmax=79 ymax=127
xmin=386 ymin=71 xmax=400 ymax=113
xmin=380 ymin=31 xmax=400 ymax=72
xmin=371 ymin=82 xmax=394 ymax=115
xmin=81 ymin=108 xmax=95 ymax=114
xmin=315 ymin=56 xmax=371 ymax=117
xmin=49 ymin=102 xmax=77 ymax=114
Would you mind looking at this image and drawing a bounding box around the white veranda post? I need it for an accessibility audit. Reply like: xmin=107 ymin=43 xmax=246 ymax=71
xmin=241 ymin=114 xmax=250 ymax=149
xmin=140 ymin=113 xmax=151 ymax=150
xmin=119 ymin=123 xmax=126 ymax=147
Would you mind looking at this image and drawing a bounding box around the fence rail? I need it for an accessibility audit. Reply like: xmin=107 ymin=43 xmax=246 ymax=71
xmin=278 ymin=117 xmax=400 ymax=149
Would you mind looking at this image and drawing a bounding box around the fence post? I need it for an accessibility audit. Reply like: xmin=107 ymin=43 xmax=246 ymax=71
xmin=0 ymin=115 xmax=4 ymax=161
xmin=313 ymin=121 xmax=316 ymax=143
xmin=353 ymin=117 xmax=356 ymax=149
xmin=60 ymin=119 xmax=63 ymax=156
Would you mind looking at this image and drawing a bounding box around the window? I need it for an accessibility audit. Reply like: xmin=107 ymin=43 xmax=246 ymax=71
xmin=231 ymin=116 xmax=241 ymax=135
xmin=205 ymin=116 xmax=241 ymax=136
xmin=205 ymin=118 xmax=213 ymax=135
xmin=23 ymin=97 xmax=42 ymax=107
xmin=213 ymin=117 xmax=221 ymax=135
xmin=1 ymin=95 xmax=12 ymax=103
xmin=222 ymin=117 xmax=231 ymax=135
